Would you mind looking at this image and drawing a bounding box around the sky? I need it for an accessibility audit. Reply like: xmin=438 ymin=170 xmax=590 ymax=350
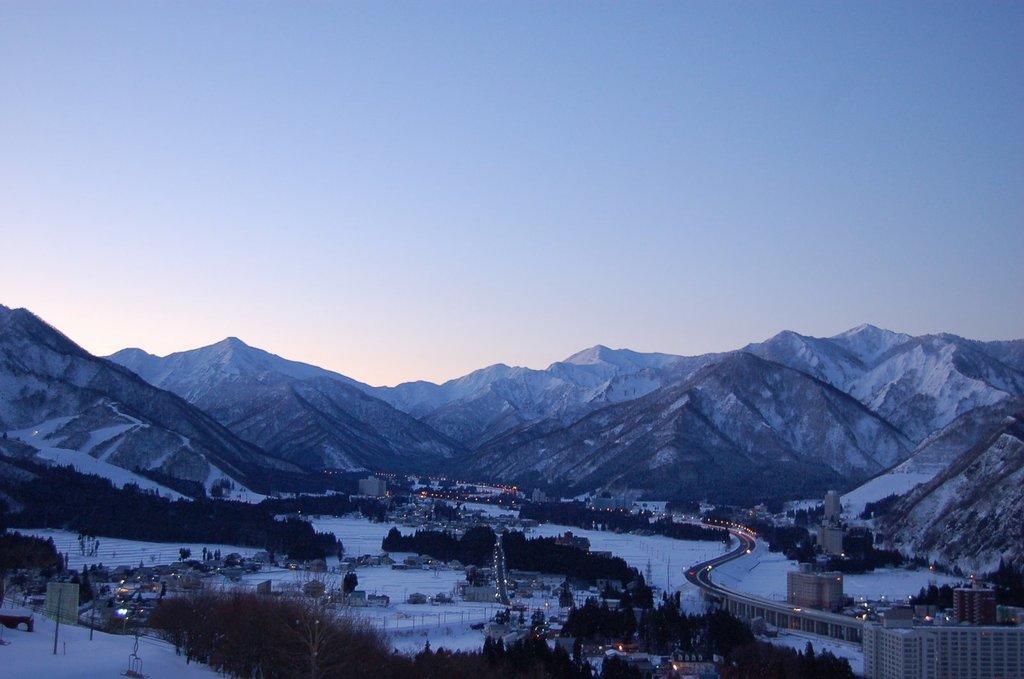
xmin=1 ymin=2 xmax=1022 ymax=386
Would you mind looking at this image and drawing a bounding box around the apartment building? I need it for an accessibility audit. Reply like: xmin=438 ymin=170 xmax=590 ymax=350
xmin=863 ymin=610 xmax=1024 ymax=679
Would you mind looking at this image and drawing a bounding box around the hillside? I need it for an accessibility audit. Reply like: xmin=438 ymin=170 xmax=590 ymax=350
xmin=0 ymin=306 xmax=302 ymax=496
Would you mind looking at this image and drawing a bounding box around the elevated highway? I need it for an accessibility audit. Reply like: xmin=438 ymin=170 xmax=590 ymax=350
xmin=685 ymin=522 xmax=864 ymax=644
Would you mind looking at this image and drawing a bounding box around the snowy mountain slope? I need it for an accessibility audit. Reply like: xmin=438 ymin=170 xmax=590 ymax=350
xmin=0 ymin=306 xmax=301 ymax=495
xmin=466 ymin=352 xmax=913 ymax=502
xmin=848 ymin=334 xmax=1024 ymax=443
xmin=110 ymin=337 xmax=368 ymax=400
xmin=978 ymin=339 xmax=1024 ymax=373
xmin=880 ymin=408 xmax=1024 ymax=571
xmin=743 ymin=326 xmax=1024 ymax=444
xmin=842 ymin=398 xmax=1024 ymax=517
xmin=110 ymin=338 xmax=463 ymax=472
xmin=372 ymin=346 xmax=716 ymax=448
xmin=374 ymin=325 xmax=1024 ymax=456
xmin=743 ymin=329 xmax=869 ymax=391
xmin=830 ymin=324 xmax=914 ymax=365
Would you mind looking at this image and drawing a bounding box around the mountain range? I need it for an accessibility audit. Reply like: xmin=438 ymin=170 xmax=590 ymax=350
xmin=3 ymin=303 xmax=1023 ymax=566
xmin=110 ymin=339 xmax=462 ymax=472
xmin=0 ymin=306 xmax=303 ymax=498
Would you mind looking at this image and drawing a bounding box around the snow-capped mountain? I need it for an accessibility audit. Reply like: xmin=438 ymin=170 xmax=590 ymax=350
xmin=842 ymin=398 xmax=1024 ymax=517
xmin=0 ymin=306 xmax=301 ymax=496
xmin=371 ymin=345 xmax=716 ymax=447
xmin=464 ymin=352 xmax=913 ymax=502
xmin=745 ymin=325 xmax=1024 ymax=444
xmin=880 ymin=407 xmax=1024 ymax=571
xmin=110 ymin=338 xmax=463 ymax=472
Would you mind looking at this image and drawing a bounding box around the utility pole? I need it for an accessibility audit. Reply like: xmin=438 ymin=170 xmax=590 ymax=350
xmin=52 ymin=587 xmax=63 ymax=655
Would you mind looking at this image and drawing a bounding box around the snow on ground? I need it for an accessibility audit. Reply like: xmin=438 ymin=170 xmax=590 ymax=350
xmin=0 ymin=601 xmax=216 ymax=678
xmin=388 ymin=625 xmax=492 ymax=654
xmin=34 ymin=447 xmax=186 ymax=500
xmin=841 ymin=468 xmax=934 ymax=518
xmin=7 ymin=417 xmax=186 ymax=500
xmin=309 ymin=515 xmax=415 ymax=556
xmin=530 ymin=523 xmax=731 ymax=607
xmin=459 ymin=501 xmax=517 ymax=517
xmin=13 ymin=529 xmax=264 ymax=570
xmin=784 ymin=499 xmax=823 ymax=512
xmin=204 ymin=465 xmax=268 ymax=503
xmin=234 ymin=565 xmax=500 ymax=652
xmin=765 ymin=630 xmax=864 ymax=676
xmin=710 ymin=539 xmax=961 ymax=603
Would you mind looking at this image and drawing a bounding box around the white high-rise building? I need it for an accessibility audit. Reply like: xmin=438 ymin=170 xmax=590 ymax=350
xmin=357 ymin=475 xmax=387 ymax=497
xmin=863 ymin=611 xmax=1024 ymax=679
xmin=824 ymin=489 xmax=842 ymax=523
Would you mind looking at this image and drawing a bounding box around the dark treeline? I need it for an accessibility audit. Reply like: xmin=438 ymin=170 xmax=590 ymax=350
xmin=519 ymin=501 xmax=728 ymax=543
xmin=859 ymin=493 xmax=902 ymax=520
xmin=990 ymin=559 xmax=1024 ymax=606
xmin=258 ymin=493 xmax=393 ymax=522
xmin=564 ymin=595 xmax=752 ymax=657
xmin=0 ymin=459 xmax=339 ymax=560
xmin=720 ymin=641 xmax=857 ymax=679
xmin=747 ymin=521 xmax=816 ymax=562
xmin=824 ymin=550 xmax=905 ymax=574
xmin=785 ymin=505 xmax=824 ymax=528
xmin=747 ymin=519 xmax=908 ymax=573
xmin=562 ymin=594 xmax=854 ymax=678
xmin=869 ymin=560 xmax=1024 ymax=609
xmin=151 ymin=590 xmax=600 ymax=678
xmin=383 ymin=526 xmax=494 ymax=564
xmin=148 ymin=590 xmax=852 ymax=679
xmin=0 ymin=532 xmax=63 ymax=574
xmin=910 ymin=583 xmax=962 ymax=608
xmin=382 ymin=526 xmax=639 ymax=584
xmin=134 ymin=468 xmax=208 ymax=499
xmin=503 ymin=531 xmax=638 ymax=585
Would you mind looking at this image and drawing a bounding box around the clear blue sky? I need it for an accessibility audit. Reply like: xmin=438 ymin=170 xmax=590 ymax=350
xmin=2 ymin=2 xmax=1021 ymax=385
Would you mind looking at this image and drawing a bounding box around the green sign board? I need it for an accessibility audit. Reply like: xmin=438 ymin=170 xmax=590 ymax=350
xmin=45 ymin=582 xmax=79 ymax=625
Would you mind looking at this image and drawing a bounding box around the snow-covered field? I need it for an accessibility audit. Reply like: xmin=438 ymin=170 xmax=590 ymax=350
xmin=11 ymin=516 xmax=739 ymax=658
xmin=0 ymin=602 xmax=215 ymax=678
xmin=309 ymin=515 xmax=414 ymax=555
xmin=841 ymin=468 xmax=934 ymax=519
xmin=765 ymin=630 xmax=864 ymax=676
xmin=529 ymin=522 xmax=731 ymax=609
xmin=13 ymin=529 xmax=265 ymax=570
xmin=710 ymin=539 xmax=961 ymax=603
xmin=459 ymin=501 xmax=518 ymax=517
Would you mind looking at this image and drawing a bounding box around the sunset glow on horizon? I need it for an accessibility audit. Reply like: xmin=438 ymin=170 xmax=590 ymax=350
xmin=2 ymin=2 xmax=1022 ymax=385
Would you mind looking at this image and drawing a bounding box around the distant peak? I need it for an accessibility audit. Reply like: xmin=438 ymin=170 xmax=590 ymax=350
xmin=563 ymin=344 xmax=614 ymax=365
xmin=110 ymin=347 xmax=154 ymax=358
xmin=836 ymin=323 xmax=885 ymax=337
xmin=207 ymin=336 xmax=253 ymax=353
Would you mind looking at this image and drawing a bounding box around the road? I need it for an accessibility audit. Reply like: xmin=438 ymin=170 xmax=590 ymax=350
xmin=684 ymin=523 xmax=757 ymax=594
xmin=683 ymin=522 xmax=866 ymax=644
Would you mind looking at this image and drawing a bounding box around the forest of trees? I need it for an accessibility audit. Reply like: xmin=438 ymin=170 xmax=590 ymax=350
xmin=259 ymin=493 xmax=392 ymax=522
xmin=563 ymin=595 xmax=753 ymax=655
xmin=151 ymin=590 xmax=601 ymax=678
xmin=148 ymin=590 xmax=853 ymax=679
xmin=989 ymin=559 xmax=1024 ymax=606
xmin=561 ymin=594 xmax=854 ymax=678
xmin=381 ymin=526 xmax=640 ymax=584
xmin=0 ymin=458 xmax=339 ymax=560
xmin=719 ymin=640 xmax=857 ymax=679
xmin=519 ymin=501 xmax=729 ymax=543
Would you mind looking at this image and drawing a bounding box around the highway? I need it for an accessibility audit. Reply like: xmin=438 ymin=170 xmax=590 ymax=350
xmin=683 ymin=522 xmax=865 ymax=643
xmin=684 ymin=522 xmax=757 ymax=593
